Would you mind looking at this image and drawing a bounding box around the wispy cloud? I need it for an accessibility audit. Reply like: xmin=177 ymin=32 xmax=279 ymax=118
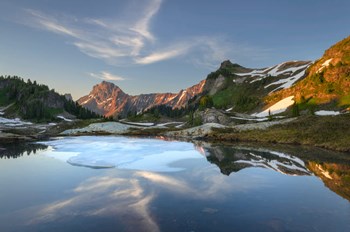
xmin=130 ymin=0 xmax=161 ymax=41
xmin=89 ymin=71 xmax=125 ymax=81
xmin=24 ymin=9 xmax=80 ymax=38
xmin=20 ymin=0 xmax=242 ymax=68
xmin=135 ymin=46 xmax=189 ymax=64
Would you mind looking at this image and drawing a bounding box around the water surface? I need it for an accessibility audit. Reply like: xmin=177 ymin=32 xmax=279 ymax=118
xmin=0 ymin=136 xmax=349 ymax=232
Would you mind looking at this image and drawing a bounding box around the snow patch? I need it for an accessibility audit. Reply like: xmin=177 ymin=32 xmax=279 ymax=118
xmin=230 ymin=116 xmax=268 ymax=122
xmin=315 ymin=110 xmax=340 ymax=116
xmin=316 ymin=164 xmax=333 ymax=179
xmin=175 ymin=123 xmax=186 ymax=128
xmin=266 ymin=62 xmax=285 ymax=76
xmin=57 ymin=116 xmax=73 ymax=122
xmin=317 ymin=58 xmax=332 ymax=73
xmin=156 ymin=122 xmax=183 ymax=127
xmin=265 ymin=69 xmax=307 ymax=92
xmin=252 ymin=96 xmax=295 ymax=118
xmin=241 ymin=62 xmax=310 ymax=84
xmin=123 ymin=122 xmax=154 ymax=126
xmin=234 ymin=150 xmax=310 ymax=176
xmin=0 ymin=117 xmax=32 ymax=127
xmin=80 ymin=98 xmax=92 ymax=105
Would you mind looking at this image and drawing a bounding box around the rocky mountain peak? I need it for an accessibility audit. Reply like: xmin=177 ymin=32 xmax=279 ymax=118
xmin=78 ymin=79 xmax=206 ymax=118
xmin=220 ymin=60 xmax=233 ymax=69
xmin=92 ymin=81 xmax=123 ymax=94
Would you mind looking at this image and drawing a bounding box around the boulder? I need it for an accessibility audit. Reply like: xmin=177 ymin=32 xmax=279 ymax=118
xmin=196 ymin=108 xmax=231 ymax=125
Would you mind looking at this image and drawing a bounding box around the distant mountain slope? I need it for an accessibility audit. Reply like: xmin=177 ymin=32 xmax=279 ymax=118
xmin=79 ymin=60 xmax=311 ymax=118
xmin=0 ymin=76 xmax=99 ymax=121
xmin=78 ymin=80 xmax=206 ymax=117
xmin=192 ymin=60 xmax=312 ymax=114
xmin=266 ymin=36 xmax=350 ymax=111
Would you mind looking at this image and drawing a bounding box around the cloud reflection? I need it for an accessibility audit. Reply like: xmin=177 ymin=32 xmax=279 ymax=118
xmin=29 ymin=175 xmax=160 ymax=232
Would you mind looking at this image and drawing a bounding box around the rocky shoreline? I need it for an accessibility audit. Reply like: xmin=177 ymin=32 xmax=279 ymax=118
xmin=2 ymin=115 xmax=349 ymax=153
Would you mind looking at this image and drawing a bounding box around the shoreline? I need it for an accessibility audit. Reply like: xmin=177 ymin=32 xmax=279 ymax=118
xmin=1 ymin=115 xmax=349 ymax=154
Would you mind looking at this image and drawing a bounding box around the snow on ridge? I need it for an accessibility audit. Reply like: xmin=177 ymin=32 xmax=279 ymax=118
xmin=252 ymin=96 xmax=295 ymax=118
xmin=97 ymin=98 xmax=114 ymax=105
xmin=235 ymin=66 xmax=273 ymax=77
xmin=80 ymin=98 xmax=92 ymax=105
xmin=267 ymin=62 xmax=310 ymax=76
xmin=315 ymin=110 xmax=340 ymax=116
xmin=245 ymin=62 xmax=310 ymax=83
xmin=265 ymin=69 xmax=307 ymax=93
xmin=266 ymin=62 xmax=286 ymax=76
xmin=317 ymin=58 xmax=333 ymax=73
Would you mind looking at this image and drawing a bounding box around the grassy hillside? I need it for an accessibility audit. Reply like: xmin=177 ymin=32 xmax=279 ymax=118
xmin=197 ymin=62 xmax=275 ymax=112
xmin=267 ymin=36 xmax=350 ymax=112
xmin=210 ymin=113 xmax=350 ymax=152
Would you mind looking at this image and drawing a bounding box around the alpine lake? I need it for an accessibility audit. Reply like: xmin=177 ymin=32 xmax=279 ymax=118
xmin=1 ymin=136 xmax=350 ymax=232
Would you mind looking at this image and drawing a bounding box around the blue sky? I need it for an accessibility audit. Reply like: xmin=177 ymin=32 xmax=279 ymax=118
xmin=0 ymin=0 xmax=349 ymax=99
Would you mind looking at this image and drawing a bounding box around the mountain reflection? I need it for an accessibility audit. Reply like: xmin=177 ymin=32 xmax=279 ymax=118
xmin=307 ymin=162 xmax=350 ymax=202
xmin=198 ymin=143 xmax=350 ymax=202
xmin=0 ymin=143 xmax=48 ymax=159
xmin=202 ymin=145 xmax=311 ymax=176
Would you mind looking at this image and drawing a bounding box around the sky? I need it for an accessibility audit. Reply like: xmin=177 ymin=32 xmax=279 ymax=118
xmin=0 ymin=0 xmax=349 ymax=100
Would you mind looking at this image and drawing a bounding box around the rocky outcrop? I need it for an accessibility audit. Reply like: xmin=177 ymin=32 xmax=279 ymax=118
xmin=196 ymin=108 xmax=231 ymax=125
xmin=64 ymin=94 xmax=73 ymax=101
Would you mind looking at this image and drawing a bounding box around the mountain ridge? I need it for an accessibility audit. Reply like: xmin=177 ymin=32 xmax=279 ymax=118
xmin=78 ymin=35 xmax=350 ymax=119
xmin=78 ymin=80 xmax=206 ymax=117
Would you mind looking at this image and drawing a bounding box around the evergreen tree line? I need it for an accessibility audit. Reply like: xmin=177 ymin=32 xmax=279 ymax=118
xmin=0 ymin=75 xmax=100 ymax=121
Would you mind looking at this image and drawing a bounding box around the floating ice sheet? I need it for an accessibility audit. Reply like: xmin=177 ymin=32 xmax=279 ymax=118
xmin=38 ymin=136 xmax=204 ymax=172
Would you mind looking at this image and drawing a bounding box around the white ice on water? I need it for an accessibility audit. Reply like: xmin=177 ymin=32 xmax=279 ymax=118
xmin=38 ymin=136 xmax=204 ymax=172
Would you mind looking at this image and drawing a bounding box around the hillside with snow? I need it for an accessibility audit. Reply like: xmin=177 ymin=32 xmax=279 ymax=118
xmin=77 ymin=36 xmax=350 ymax=121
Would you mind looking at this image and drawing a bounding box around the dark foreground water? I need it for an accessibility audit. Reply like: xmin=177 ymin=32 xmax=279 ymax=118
xmin=0 ymin=136 xmax=350 ymax=232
